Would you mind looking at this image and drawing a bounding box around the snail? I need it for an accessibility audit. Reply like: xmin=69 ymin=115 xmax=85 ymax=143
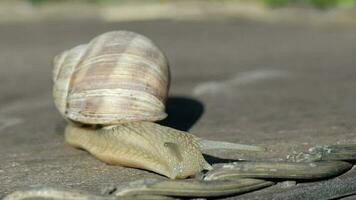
xmin=52 ymin=31 xmax=262 ymax=179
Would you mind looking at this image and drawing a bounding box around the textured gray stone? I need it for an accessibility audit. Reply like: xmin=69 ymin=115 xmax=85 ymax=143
xmin=1 ymin=19 xmax=356 ymax=197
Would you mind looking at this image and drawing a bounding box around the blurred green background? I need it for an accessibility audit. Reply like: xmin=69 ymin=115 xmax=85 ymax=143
xmin=264 ymin=0 xmax=356 ymax=8
xmin=23 ymin=0 xmax=356 ymax=8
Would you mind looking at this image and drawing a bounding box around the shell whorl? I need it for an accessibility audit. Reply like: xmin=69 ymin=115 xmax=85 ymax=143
xmin=53 ymin=31 xmax=170 ymax=125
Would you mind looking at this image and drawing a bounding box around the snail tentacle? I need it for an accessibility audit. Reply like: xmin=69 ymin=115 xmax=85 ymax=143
xmin=196 ymin=139 xmax=263 ymax=152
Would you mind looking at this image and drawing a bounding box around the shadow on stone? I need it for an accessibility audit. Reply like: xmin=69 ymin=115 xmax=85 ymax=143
xmin=54 ymin=119 xmax=67 ymax=136
xmin=159 ymin=96 xmax=204 ymax=131
xmin=203 ymin=154 xmax=240 ymax=165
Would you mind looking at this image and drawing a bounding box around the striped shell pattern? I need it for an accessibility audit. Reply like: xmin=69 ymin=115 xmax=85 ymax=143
xmin=53 ymin=31 xmax=170 ymax=125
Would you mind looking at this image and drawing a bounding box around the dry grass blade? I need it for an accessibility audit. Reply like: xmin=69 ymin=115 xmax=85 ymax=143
xmin=287 ymin=144 xmax=356 ymax=162
xmin=203 ymin=161 xmax=352 ymax=181
xmin=3 ymin=187 xmax=115 ymax=200
xmin=113 ymin=178 xmax=274 ymax=197
xmin=312 ymin=144 xmax=356 ymax=161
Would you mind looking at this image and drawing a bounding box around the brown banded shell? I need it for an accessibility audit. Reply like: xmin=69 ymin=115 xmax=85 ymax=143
xmin=53 ymin=31 xmax=170 ymax=125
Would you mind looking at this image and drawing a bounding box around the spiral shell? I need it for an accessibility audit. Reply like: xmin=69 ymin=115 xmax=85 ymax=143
xmin=53 ymin=31 xmax=170 ymax=125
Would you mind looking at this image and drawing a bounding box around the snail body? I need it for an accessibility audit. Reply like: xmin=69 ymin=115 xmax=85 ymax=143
xmin=53 ymin=31 xmax=261 ymax=179
xmin=65 ymin=122 xmax=211 ymax=179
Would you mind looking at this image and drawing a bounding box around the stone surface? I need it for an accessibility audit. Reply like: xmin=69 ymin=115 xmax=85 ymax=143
xmin=236 ymin=166 xmax=356 ymax=199
xmin=1 ymin=19 xmax=356 ymax=197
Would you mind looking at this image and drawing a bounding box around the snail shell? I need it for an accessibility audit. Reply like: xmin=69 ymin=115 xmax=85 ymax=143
xmin=53 ymin=31 xmax=170 ymax=125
